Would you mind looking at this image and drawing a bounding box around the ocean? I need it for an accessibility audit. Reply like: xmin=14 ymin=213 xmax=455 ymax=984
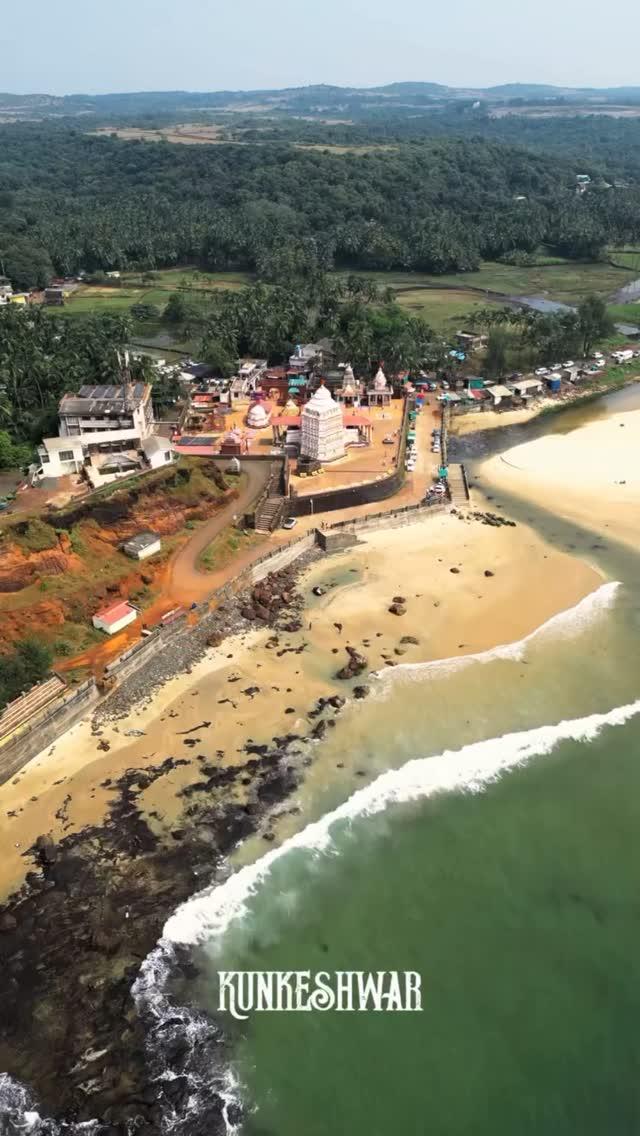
xmin=135 ymin=487 xmax=640 ymax=1135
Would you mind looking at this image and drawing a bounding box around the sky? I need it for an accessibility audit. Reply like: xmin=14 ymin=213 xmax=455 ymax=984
xmin=3 ymin=0 xmax=640 ymax=94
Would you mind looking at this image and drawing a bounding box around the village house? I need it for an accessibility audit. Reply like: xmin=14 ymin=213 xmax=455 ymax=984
xmin=92 ymin=599 xmax=138 ymax=636
xmin=511 ymin=377 xmax=544 ymax=399
xmin=455 ymin=331 xmax=488 ymax=353
xmin=44 ymin=286 xmax=65 ymax=306
xmin=121 ymin=532 xmax=162 ymax=561
xmin=485 ymin=384 xmax=513 ymax=408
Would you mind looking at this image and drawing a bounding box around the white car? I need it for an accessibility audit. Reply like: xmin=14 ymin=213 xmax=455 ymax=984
xmin=535 ymin=367 xmax=549 ymax=377
xmin=282 ymin=517 xmax=298 ymax=530
xmin=549 ymin=363 xmax=562 ymax=371
xmin=562 ymin=360 xmax=575 ymax=368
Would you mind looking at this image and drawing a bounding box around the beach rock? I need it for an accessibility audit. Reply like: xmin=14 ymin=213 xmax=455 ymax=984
xmin=335 ymin=646 xmax=368 ymax=680
xmin=207 ymin=630 xmax=226 ymax=647
xmin=0 ymin=912 xmax=17 ymax=932
xmin=353 ymin=685 xmax=370 ymax=700
xmin=393 ymin=595 xmax=406 ymax=604
xmin=312 ymin=586 xmax=326 ymax=597
xmin=327 ymin=695 xmax=345 ymax=710
xmin=388 ymin=603 xmax=406 ymax=616
xmin=394 ymin=648 xmax=407 ymax=656
xmin=311 ymin=720 xmax=328 ymax=740
xmin=484 ymin=570 xmax=495 ymax=578
xmin=34 ymin=835 xmax=57 ymax=866
xmin=124 ymin=728 xmax=145 ymax=737
xmin=449 ymin=567 xmax=460 ymax=574
xmin=400 ymin=635 xmax=420 ymax=645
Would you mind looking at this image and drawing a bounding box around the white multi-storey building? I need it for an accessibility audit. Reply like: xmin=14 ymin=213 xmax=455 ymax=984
xmin=36 ymin=382 xmax=172 ymax=483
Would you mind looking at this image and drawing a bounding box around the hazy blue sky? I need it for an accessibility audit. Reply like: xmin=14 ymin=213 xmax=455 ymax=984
xmin=4 ymin=0 xmax=640 ymax=94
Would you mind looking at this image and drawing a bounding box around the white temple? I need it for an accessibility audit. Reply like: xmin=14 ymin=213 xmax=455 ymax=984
xmin=300 ymin=384 xmax=345 ymax=463
xmin=367 ymin=366 xmax=392 ymax=407
xmin=246 ymin=400 xmax=271 ymax=429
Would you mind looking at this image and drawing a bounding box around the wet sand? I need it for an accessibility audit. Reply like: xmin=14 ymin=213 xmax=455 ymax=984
xmin=0 ymin=504 xmax=603 ymax=901
xmin=479 ymin=407 xmax=640 ymax=553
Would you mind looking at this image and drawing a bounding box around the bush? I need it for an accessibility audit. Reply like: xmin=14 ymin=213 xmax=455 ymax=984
xmin=11 ymin=518 xmax=59 ymax=552
xmin=0 ymin=637 xmax=53 ymax=710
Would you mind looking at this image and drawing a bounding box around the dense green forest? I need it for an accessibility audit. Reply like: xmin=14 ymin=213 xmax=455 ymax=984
xmin=2 ymin=122 xmax=640 ymax=289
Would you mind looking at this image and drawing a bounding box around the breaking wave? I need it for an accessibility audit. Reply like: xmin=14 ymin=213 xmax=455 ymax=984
xmin=373 ymin=580 xmax=621 ymax=685
xmin=155 ymin=694 xmax=637 ymax=952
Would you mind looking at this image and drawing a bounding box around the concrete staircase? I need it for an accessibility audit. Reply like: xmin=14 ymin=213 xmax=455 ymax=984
xmin=448 ymin=463 xmax=470 ymax=507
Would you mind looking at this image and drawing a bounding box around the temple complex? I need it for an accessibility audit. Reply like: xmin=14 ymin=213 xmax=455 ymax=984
xmin=299 ymin=384 xmax=346 ymax=463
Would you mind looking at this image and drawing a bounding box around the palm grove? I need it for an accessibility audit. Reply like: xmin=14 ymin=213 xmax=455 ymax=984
xmin=3 ymin=125 xmax=640 ymax=288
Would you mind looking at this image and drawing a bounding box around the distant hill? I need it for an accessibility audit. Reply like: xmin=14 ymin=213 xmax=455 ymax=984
xmin=4 ymin=81 xmax=640 ymax=123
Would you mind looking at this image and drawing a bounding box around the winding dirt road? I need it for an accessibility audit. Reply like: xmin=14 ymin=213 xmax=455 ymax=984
xmin=162 ymin=460 xmax=270 ymax=605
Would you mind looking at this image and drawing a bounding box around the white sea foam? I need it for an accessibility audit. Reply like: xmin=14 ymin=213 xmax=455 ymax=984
xmin=159 ymin=692 xmax=640 ymax=949
xmin=373 ymin=579 xmax=621 ymax=684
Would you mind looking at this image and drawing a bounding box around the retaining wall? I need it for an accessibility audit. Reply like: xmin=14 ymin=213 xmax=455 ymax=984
xmin=250 ymin=534 xmax=316 ymax=581
xmin=0 ymin=679 xmax=99 ymax=786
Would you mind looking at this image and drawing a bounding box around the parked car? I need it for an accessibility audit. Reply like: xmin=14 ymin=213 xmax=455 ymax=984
xmin=562 ymin=360 xmax=575 ymax=368
xmin=535 ymin=368 xmax=549 ymax=376
xmin=282 ymin=517 xmax=298 ymax=530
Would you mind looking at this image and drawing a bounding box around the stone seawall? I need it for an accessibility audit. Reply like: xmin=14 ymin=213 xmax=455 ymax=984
xmin=0 ymin=680 xmax=99 ymax=787
xmin=0 ymin=497 xmax=448 ymax=782
xmin=324 ymin=501 xmax=447 ymax=537
xmin=250 ymin=534 xmax=316 ymax=582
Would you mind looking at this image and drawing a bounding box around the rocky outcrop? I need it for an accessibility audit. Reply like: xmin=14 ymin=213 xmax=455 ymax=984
xmin=335 ymin=646 xmax=368 ymax=680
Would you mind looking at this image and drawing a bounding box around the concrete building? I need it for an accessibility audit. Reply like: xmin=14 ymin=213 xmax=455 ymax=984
xmin=299 ymin=384 xmax=345 ymax=463
xmin=37 ymin=382 xmax=155 ymax=481
xmin=121 ymin=532 xmax=162 ymax=561
xmin=141 ymin=434 xmax=175 ymax=468
xmin=92 ymin=600 xmax=138 ymax=635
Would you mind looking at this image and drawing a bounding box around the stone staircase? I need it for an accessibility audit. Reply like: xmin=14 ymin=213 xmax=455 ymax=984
xmin=255 ymin=494 xmax=286 ymax=533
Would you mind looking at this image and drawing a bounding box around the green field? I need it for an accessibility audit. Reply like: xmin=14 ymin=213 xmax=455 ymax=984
xmin=353 ymin=259 xmax=637 ymax=302
xmin=59 ymin=268 xmax=251 ymax=321
xmin=395 ymin=288 xmax=501 ymax=331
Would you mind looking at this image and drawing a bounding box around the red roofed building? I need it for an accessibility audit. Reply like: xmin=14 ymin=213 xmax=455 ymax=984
xmin=92 ymin=600 xmax=138 ymax=636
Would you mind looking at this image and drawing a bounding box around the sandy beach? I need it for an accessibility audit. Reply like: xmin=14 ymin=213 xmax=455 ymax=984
xmin=478 ymin=407 xmax=640 ymax=552
xmin=0 ymin=504 xmax=603 ymax=901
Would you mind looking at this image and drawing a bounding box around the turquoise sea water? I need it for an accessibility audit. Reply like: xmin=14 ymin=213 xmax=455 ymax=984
xmin=165 ymin=388 xmax=640 ymax=1135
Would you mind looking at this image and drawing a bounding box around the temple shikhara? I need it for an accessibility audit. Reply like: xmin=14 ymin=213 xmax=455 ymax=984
xmin=299 ymin=383 xmax=346 ymax=463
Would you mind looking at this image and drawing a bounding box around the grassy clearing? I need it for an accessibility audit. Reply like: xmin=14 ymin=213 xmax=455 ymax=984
xmin=607 ymin=302 xmax=640 ymax=324
xmin=198 ymin=525 xmax=266 ymax=573
xmin=341 ymin=260 xmax=636 ymax=302
xmin=608 ymin=249 xmax=640 ymax=272
xmin=57 ymin=269 xmax=250 ymax=321
xmin=396 ymin=288 xmax=502 ymax=331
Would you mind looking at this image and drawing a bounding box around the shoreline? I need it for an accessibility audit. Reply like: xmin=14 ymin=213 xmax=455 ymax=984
xmin=0 ymin=492 xmax=609 ymax=1131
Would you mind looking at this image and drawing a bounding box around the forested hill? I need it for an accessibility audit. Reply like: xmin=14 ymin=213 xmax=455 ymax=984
xmin=2 ymin=125 xmax=640 ymax=287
